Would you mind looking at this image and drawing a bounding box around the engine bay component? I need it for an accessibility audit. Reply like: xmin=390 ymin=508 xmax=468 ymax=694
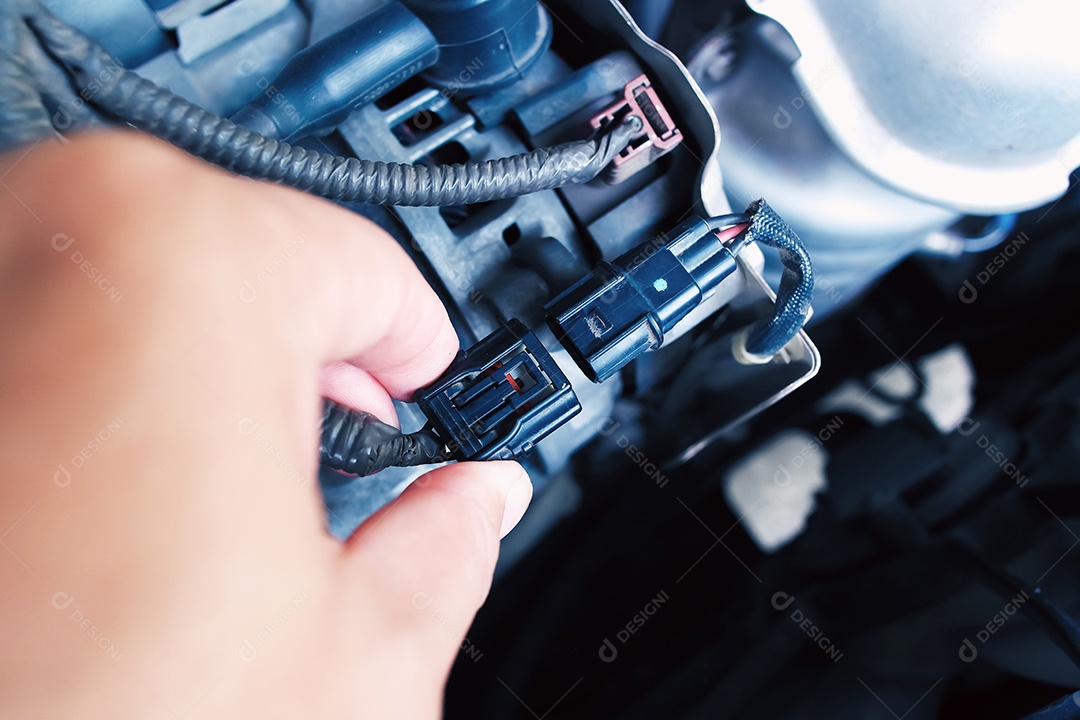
xmin=401 ymin=0 xmax=551 ymax=94
xmin=12 ymin=0 xmax=820 ymax=544
xmin=691 ymin=1 xmax=1080 ymax=317
xmin=7 ymin=0 xmax=1080 ymax=717
xmin=229 ymin=1 xmax=440 ymax=141
xmin=746 ymin=0 xmax=1080 ymax=215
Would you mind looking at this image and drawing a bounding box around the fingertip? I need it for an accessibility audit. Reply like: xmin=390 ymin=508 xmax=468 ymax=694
xmin=318 ymin=362 xmax=398 ymax=426
xmin=494 ymin=463 xmax=532 ymax=538
xmin=403 ymin=460 xmax=530 ymax=540
xmin=427 ymin=460 xmax=531 ymax=539
xmin=344 ymin=460 xmax=530 ymax=602
xmin=380 ymin=310 xmax=460 ymax=401
xmin=254 ymin=185 xmax=459 ymax=397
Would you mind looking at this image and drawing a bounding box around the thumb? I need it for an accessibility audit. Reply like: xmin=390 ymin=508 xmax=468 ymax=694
xmin=339 ymin=461 xmax=531 ymax=660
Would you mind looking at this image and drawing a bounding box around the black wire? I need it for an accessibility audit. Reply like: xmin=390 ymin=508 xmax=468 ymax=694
xmin=1 ymin=2 xmax=106 ymax=140
xmin=320 ymin=400 xmax=447 ymax=477
xmin=704 ymin=212 xmax=750 ymax=232
xmin=27 ymin=11 xmax=642 ymax=207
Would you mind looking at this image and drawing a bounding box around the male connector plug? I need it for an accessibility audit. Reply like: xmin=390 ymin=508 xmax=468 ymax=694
xmin=545 ymin=215 xmax=747 ymax=383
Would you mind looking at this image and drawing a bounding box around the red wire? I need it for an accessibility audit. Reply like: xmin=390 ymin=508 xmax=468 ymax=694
xmin=714 ymin=222 xmax=750 ymax=243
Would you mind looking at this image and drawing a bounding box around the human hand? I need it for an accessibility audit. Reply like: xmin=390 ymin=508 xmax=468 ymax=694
xmin=0 ymin=134 xmax=532 ymax=719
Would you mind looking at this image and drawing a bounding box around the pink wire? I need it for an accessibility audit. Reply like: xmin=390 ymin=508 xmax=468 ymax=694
xmin=714 ymin=222 xmax=750 ymax=243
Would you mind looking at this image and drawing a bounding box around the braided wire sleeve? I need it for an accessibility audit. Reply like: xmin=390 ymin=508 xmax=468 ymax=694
xmin=0 ymin=47 xmax=53 ymax=153
xmin=2 ymin=1 xmax=106 ymax=137
xmin=28 ymin=12 xmax=642 ymax=207
xmin=737 ymin=199 xmax=815 ymax=360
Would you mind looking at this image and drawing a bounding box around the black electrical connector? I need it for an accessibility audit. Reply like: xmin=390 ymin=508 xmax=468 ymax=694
xmin=415 ymin=320 xmax=580 ymax=461
xmin=320 ymin=320 xmax=578 ymax=476
xmin=319 ymin=204 xmax=810 ymax=476
xmin=544 ymin=215 xmax=747 ymax=382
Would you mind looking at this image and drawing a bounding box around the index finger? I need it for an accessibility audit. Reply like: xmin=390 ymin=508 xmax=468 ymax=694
xmin=231 ymin=159 xmax=461 ymax=399
xmin=1 ymin=132 xmax=459 ymax=401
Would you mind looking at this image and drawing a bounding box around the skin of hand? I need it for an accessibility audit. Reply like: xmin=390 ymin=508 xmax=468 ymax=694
xmin=0 ymin=134 xmax=532 ymax=719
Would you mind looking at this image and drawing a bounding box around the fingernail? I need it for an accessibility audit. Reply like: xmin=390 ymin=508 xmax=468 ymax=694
xmin=499 ymin=471 xmax=533 ymax=539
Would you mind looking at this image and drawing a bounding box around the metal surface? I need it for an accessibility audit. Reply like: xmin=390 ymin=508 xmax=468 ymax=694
xmin=747 ymin=0 xmax=1080 ymax=215
xmin=338 ymin=90 xmax=583 ymax=342
xmin=557 ymin=0 xmax=820 ymax=426
xmin=691 ymin=19 xmax=960 ymax=315
xmin=666 ymin=254 xmax=821 ymax=470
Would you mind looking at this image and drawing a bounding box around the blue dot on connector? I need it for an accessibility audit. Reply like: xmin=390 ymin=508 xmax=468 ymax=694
xmin=653 ymin=278 xmax=668 ymax=292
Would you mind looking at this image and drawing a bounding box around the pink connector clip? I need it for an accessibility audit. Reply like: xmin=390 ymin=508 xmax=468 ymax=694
xmin=589 ymin=74 xmax=683 ymax=183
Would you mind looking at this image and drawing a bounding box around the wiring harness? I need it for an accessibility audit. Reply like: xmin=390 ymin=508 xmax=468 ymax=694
xmin=15 ymin=9 xmax=641 ymax=207
xmin=0 ymin=8 xmax=816 ymax=478
xmin=321 ymin=204 xmax=813 ymax=477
